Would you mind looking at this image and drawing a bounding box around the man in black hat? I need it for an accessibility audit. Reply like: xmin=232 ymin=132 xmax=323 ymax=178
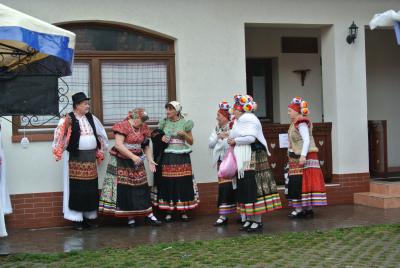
xmin=53 ymin=92 xmax=108 ymax=230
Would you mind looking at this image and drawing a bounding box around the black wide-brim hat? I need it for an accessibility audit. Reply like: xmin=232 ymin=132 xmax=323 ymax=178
xmin=72 ymin=92 xmax=90 ymax=105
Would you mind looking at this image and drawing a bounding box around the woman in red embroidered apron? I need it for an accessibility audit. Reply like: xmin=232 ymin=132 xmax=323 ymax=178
xmin=98 ymin=108 xmax=162 ymax=227
xmin=287 ymin=97 xmax=327 ymax=218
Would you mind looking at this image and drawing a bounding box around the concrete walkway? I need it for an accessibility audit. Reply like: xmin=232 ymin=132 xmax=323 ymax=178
xmin=0 ymin=205 xmax=399 ymax=254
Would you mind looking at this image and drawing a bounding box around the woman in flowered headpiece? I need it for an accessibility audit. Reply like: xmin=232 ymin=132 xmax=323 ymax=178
xmin=286 ymin=97 xmax=327 ymax=218
xmin=227 ymin=94 xmax=282 ymax=232
xmin=99 ymin=108 xmax=162 ymax=227
xmin=151 ymin=101 xmax=199 ymax=222
xmin=208 ymin=101 xmax=237 ymax=226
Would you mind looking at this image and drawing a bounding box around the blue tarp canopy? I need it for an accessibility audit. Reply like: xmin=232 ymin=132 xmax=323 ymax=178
xmin=0 ymin=4 xmax=75 ymax=77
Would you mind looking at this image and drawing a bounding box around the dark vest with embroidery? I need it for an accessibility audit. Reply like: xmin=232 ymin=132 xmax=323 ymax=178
xmin=66 ymin=112 xmax=101 ymax=155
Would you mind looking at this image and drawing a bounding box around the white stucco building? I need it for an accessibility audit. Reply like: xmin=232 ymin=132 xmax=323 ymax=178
xmin=1 ymin=0 xmax=399 ymax=228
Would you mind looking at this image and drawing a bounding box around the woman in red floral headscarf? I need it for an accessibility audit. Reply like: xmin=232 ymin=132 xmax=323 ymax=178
xmin=99 ymin=108 xmax=161 ymax=227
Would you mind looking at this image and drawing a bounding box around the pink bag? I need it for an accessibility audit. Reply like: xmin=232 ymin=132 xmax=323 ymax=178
xmin=218 ymin=147 xmax=237 ymax=178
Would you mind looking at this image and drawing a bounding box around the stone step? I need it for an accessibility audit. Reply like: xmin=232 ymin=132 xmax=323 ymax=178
xmin=354 ymin=192 xmax=400 ymax=209
xmin=370 ymin=181 xmax=400 ymax=195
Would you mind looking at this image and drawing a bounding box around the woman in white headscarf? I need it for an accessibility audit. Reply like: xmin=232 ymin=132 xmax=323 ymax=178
xmin=151 ymin=101 xmax=199 ymax=222
xmin=227 ymin=95 xmax=282 ymax=232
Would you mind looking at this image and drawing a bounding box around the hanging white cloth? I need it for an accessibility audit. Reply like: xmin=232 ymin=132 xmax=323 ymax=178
xmin=369 ymin=10 xmax=400 ymax=29
xmin=229 ymin=113 xmax=271 ymax=156
xmin=0 ymin=127 xmax=12 ymax=237
xmin=208 ymin=124 xmax=230 ymax=167
xmin=369 ymin=10 xmax=400 ymax=45
xmin=229 ymin=113 xmax=271 ymax=179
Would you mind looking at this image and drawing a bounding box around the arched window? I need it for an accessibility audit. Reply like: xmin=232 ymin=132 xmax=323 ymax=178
xmin=13 ymin=22 xmax=176 ymax=141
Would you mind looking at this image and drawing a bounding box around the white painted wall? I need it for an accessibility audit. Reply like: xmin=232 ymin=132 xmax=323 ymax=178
xmin=245 ymin=28 xmax=323 ymax=123
xmin=1 ymin=0 xmax=398 ymax=194
xmin=321 ymin=23 xmax=370 ymax=174
xmin=366 ymin=29 xmax=400 ymax=168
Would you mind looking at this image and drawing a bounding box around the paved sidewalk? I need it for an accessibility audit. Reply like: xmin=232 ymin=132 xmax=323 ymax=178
xmin=0 ymin=205 xmax=399 ymax=254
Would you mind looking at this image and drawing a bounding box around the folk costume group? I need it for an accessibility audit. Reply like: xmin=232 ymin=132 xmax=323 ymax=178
xmin=51 ymin=92 xmax=327 ymax=232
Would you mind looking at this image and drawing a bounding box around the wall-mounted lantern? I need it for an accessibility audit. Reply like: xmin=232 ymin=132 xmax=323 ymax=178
xmin=346 ymin=21 xmax=359 ymax=44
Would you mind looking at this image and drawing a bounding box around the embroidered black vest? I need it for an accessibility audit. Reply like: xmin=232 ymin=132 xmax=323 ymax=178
xmin=66 ymin=112 xmax=101 ymax=155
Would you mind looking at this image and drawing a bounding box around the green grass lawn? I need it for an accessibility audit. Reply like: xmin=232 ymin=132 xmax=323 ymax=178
xmin=1 ymin=224 xmax=399 ymax=268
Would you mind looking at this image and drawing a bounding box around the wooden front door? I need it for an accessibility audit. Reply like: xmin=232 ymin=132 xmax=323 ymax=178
xmin=246 ymin=58 xmax=273 ymax=121
xmin=368 ymin=120 xmax=388 ymax=177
